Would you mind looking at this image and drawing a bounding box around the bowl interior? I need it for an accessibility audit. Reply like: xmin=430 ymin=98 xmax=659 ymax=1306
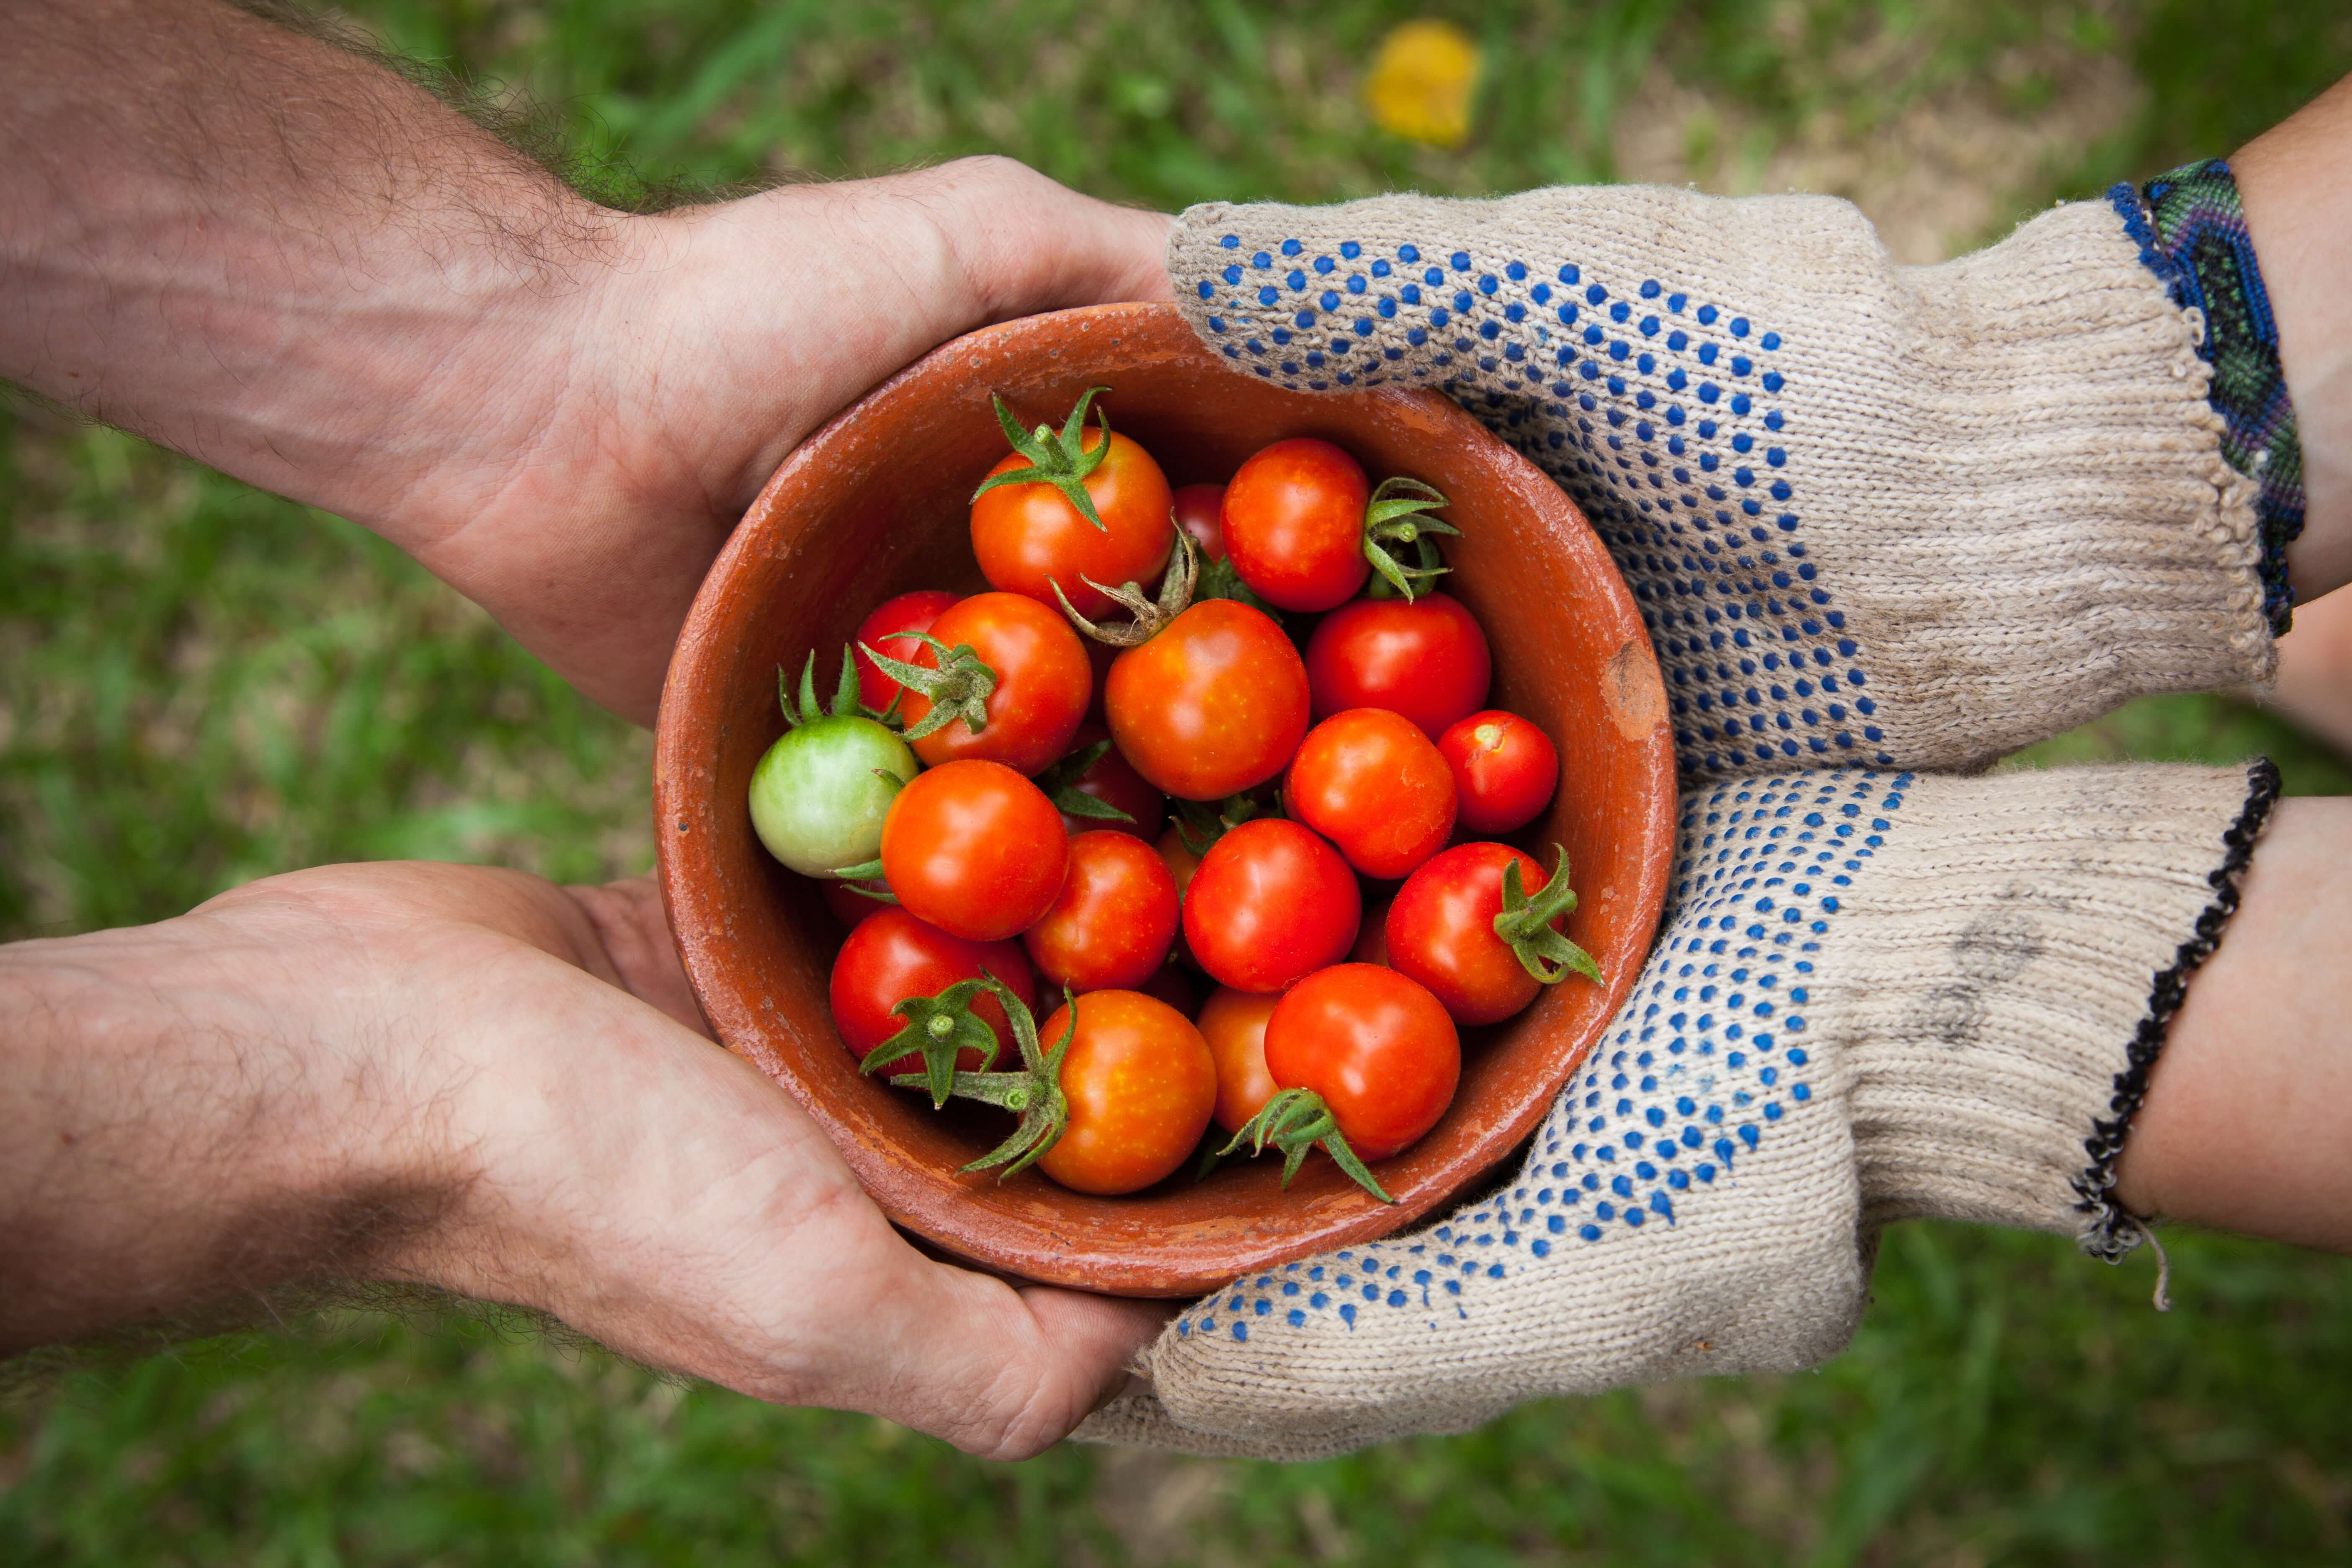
xmin=655 ymin=303 xmax=1674 ymax=1296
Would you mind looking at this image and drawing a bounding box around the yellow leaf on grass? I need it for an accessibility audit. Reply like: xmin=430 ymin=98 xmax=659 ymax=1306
xmin=1363 ymin=20 xmax=1482 ymax=149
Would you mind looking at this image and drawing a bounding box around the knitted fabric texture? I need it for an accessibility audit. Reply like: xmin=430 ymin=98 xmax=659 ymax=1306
xmin=1169 ymin=189 xmax=2273 ymax=779
xmin=2112 ymin=159 xmax=2305 ymax=636
xmin=1077 ymin=762 xmax=2273 ymax=1461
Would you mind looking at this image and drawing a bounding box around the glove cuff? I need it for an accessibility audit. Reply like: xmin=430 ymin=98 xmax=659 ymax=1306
xmin=1834 ymin=761 xmax=2280 ymax=1251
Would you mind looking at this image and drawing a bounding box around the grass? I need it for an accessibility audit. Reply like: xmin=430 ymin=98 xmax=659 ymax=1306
xmin=6 ymin=0 xmax=2352 ymax=1562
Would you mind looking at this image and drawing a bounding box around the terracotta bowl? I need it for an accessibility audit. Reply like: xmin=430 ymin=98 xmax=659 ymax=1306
xmin=654 ymin=302 xmax=1674 ymax=1297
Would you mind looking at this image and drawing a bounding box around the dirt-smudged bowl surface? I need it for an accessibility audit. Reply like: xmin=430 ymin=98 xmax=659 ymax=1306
xmin=655 ymin=303 xmax=1674 ymax=1297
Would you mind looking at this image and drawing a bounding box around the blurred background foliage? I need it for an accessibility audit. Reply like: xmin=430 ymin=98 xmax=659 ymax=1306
xmin=6 ymin=0 xmax=2352 ymax=1562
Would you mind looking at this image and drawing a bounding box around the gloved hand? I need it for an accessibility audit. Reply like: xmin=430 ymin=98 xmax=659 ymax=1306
xmin=1161 ymin=176 xmax=2288 ymax=779
xmin=1075 ymin=169 xmax=2301 ymax=1458
xmin=1081 ymin=760 xmax=2277 ymax=1459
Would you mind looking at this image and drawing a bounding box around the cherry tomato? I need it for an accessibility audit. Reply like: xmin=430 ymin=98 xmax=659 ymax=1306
xmin=1386 ymin=842 xmax=1555 ymax=1025
xmin=1197 ymin=986 xmax=1281 ymax=1135
xmin=901 ymin=592 xmax=1091 ymax=776
xmin=1022 ymin=830 xmax=1181 ymax=993
xmin=1439 ymin=710 xmax=1560 ymax=836
xmin=1171 ymin=482 xmax=1228 ymax=561
xmin=853 ymin=589 xmax=959 ymax=714
xmin=1182 ymin=818 xmax=1359 ymax=993
xmin=1264 ymin=965 xmax=1459 ymax=1160
xmin=1034 ymin=990 xmax=1217 ymax=1196
xmin=821 ymin=877 xmax=893 ymax=931
xmin=1051 ymin=723 xmax=1166 ymax=841
xmin=1155 ymin=823 xmax=1204 ymax=968
xmin=829 ymin=908 xmax=1038 ymax=1077
xmin=1285 ymin=708 xmax=1457 ymax=879
xmin=880 ymin=760 xmax=1068 ymax=942
xmin=1304 ymin=593 xmax=1492 ymax=738
xmin=1136 ymin=962 xmax=1199 ymax=1018
xmin=1106 ymin=600 xmax=1309 ymax=799
xmin=972 ymin=427 xmax=1173 ymax=620
xmin=1350 ymin=895 xmax=1392 ymax=965
xmin=1220 ymin=438 xmax=1370 ymax=611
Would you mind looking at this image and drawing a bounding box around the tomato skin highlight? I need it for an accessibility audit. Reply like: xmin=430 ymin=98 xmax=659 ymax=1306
xmin=1264 ymin=965 xmax=1460 ymax=1161
xmin=1285 ymin=708 xmax=1458 ymax=879
xmin=1304 ymin=593 xmax=1493 ymax=739
xmin=1022 ymin=830 xmax=1181 ymax=993
xmin=1439 ymin=710 xmax=1560 ymax=836
xmin=1386 ymin=842 xmax=1554 ymax=1025
xmin=1221 ymin=438 xmax=1372 ymax=611
xmin=829 ymin=908 xmax=1038 ymax=1078
xmin=1106 ymin=599 xmax=1310 ymax=800
xmin=1198 ymin=986 xmax=1282 ymax=1135
xmin=900 ymin=592 xmax=1091 ymax=776
xmin=854 ymin=589 xmax=959 ymax=714
xmin=972 ymin=428 xmax=1174 ymax=620
xmin=1182 ymin=818 xmax=1360 ymax=993
xmin=1054 ymin=723 xmax=1166 ymax=841
xmin=880 ymin=759 xmax=1069 ymax=942
xmin=1034 ymin=991 xmax=1217 ymax=1196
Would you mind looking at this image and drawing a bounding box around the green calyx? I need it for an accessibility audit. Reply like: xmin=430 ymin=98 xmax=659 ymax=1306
xmin=855 ymin=632 xmax=998 ymax=744
xmin=1033 ymin=739 xmax=1135 ymax=825
xmin=1221 ymin=1087 xmax=1395 ymax=1203
xmin=888 ymin=976 xmax=1077 ymax=1180
xmin=1052 ymin=528 xmax=1198 ymax=648
xmin=1496 ymin=845 xmax=1603 ymax=986
xmin=859 ymin=977 xmax=1002 ymax=1108
xmin=971 ymin=386 xmax=1117 ymax=531
xmin=1171 ymin=789 xmax=1262 ymax=856
xmin=781 ymin=645 xmax=900 ymax=730
xmin=1361 ymin=477 xmax=1459 ymax=602
xmin=1193 ymin=549 xmax=1281 ymax=621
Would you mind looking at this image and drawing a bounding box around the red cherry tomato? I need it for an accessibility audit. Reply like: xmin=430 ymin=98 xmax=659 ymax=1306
xmin=829 ymin=908 xmax=1038 ymax=1078
xmin=1197 ymin=986 xmax=1281 ymax=1135
xmin=1350 ymin=895 xmax=1392 ymax=965
xmin=1136 ymin=962 xmax=1200 ymax=1019
xmin=1439 ymin=710 xmax=1560 ymax=836
xmin=1182 ymin=818 xmax=1359 ymax=993
xmin=1265 ymin=965 xmax=1459 ymax=1161
xmin=1171 ymin=482 xmax=1228 ymax=562
xmin=1386 ymin=842 xmax=1556 ymax=1025
xmin=1220 ymin=438 xmax=1371 ymax=611
xmin=901 ymin=592 xmax=1091 ymax=776
xmin=1021 ymin=830 xmax=1181 ymax=993
xmin=1285 ymin=708 xmax=1457 ymax=879
xmin=1304 ymin=593 xmax=1492 ymax=738
xmin=1034 ymin=990 xmax=1217 ymax=1196
xmin=1155 ymin=823 xmax=1204 ymax=968
xmin=972 ymin=428 xmax=1173 ymax=621
xmin=1051 ymin=723 xmax=1166 ymax=841
xmin=1106 ymin=600 xmax=1309 ymax=800
xmin=853 ymin=589 xmax=959 ymax=714
xmin=880 ymin=760 xmax=1068 ymax=942
xmin=821 ymin=877 xmax=893 ymax=931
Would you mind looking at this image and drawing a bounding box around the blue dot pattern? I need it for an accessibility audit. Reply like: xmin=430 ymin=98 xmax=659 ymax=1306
xmin=1172 ymin=769 xmax=1911 ymax=1348
xmin=1198 ymin=232 xmax=1886 ymax=777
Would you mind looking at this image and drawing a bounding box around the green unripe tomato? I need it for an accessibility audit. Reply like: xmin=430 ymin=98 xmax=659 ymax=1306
xmin=748 ymin=714 xmax=918 ymax=875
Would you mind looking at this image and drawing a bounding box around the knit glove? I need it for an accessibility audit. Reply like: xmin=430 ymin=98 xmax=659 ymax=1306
xmin=1166 ymin=182 xmax=2287 ymax=779
xmin=1077 ymin=760 xmax=2278 ymax=1460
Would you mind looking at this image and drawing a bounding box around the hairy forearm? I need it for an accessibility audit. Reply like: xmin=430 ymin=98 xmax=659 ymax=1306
xmin=0 ymin=910 xmax=454 ymax=1351
xmin=0 ymin=0 xmax=609 ymax=549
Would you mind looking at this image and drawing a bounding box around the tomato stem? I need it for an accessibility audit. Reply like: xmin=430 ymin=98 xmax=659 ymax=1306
xmin=858 ymin=976 xmax=1006 ymax=1109
xmin=1052 ymin=529 xmax=1198 ymax=648
xmin=971 ymin=387 xmax=1117 ymax=531
xmin=888 ymin=976 xmax=1078 ymax=1179
xmin=856 ymin=632 xmax=998 ymax=743
xmin=1361 ymin=477 xmax=1458 ymax=603
xmin=1494 ymin=844 xmax=1604 ymax=985
xmin=780 ymin=645 xmax=903 ymax=729
xmin=1220 ymin=1086 xmax=1395 ymax=1203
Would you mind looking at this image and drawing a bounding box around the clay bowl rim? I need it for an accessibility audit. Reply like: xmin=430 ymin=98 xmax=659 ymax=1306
xmin=653 ymin=301 xmax=1676 ymax=1297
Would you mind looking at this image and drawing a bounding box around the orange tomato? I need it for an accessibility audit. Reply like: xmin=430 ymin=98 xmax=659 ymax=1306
xmin=1034 ymin=990 xmax=1217 ymax=1196
xmin=1197 ymin=986 xmax=1282 ymax=1135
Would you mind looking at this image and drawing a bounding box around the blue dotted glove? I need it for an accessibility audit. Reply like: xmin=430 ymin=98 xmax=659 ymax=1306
xmin=1165 ymin=187 xmax=2274 ymax=778
xmin=1077 ymin=761 xmax=2275 ymax=1459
